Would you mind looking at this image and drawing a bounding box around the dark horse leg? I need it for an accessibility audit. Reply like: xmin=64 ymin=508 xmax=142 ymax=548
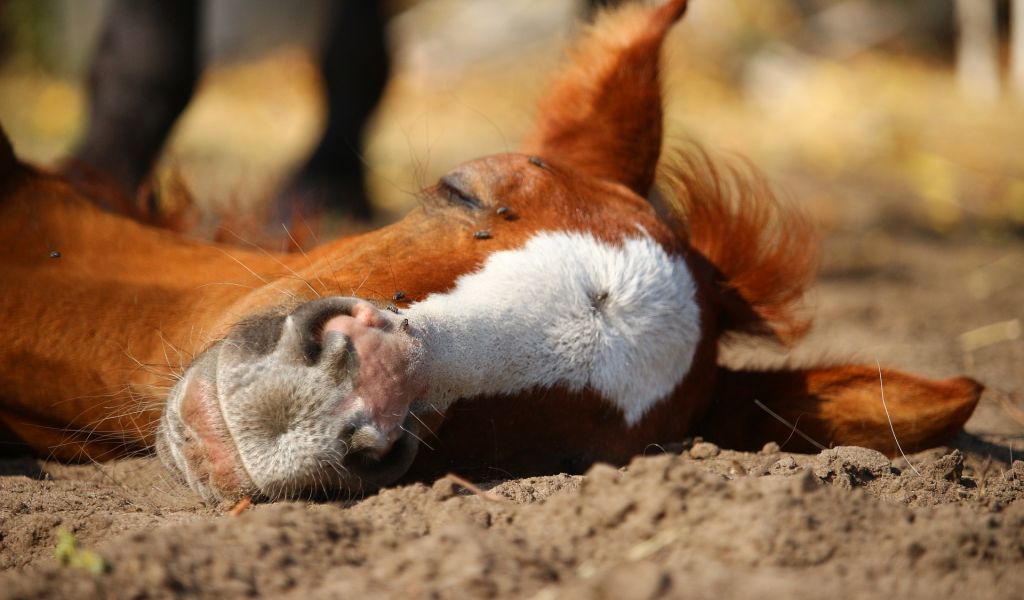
xmin=69 ymin=1 xmax=612 ymax=226
xmin=583 ymin=0 xmax=629 ymax=19
xmin=71 ymin=0 xmax=200 ymax=208
xmin=273 ymin=0 xmax=390 ymax=226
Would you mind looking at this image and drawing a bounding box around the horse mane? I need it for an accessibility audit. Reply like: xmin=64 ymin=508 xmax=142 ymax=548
xmin=657 ymin=147 xmax=819 ymax=344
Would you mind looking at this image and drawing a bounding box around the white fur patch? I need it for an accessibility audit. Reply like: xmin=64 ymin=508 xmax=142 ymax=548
xmin=406 ymin=231 xmax=701 ymax=425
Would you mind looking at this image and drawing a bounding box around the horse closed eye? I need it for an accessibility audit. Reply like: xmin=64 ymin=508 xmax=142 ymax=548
xmin=438 ymin=175 xmax=482 ymax=210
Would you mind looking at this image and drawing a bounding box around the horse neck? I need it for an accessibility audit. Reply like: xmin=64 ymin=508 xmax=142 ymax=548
xmin=0 ymin=174 xmax=306 ymax=448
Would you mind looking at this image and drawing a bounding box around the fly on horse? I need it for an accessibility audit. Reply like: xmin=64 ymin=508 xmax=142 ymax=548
xmin=0 ymin=0 xmax=981 ymax=502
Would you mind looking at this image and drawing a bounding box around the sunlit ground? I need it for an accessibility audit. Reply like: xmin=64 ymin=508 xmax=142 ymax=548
xmin=1 ymin=2 xmax=1022 ymax=237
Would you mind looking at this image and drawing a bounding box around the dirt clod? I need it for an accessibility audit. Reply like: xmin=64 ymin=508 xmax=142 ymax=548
xmin=770 ymin=456 xmax=799 ymax=475
xmin=814 ymin=446 xmax=893 ymax=488
xmin=925 ymin=450 xmax=965 ymax=483
xmin=689 ymin=442 xmax=720 ymax=459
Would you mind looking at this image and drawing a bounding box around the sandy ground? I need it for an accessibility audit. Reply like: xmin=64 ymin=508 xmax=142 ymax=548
xmin=1 ymin=228 xmax=1022 ymax=599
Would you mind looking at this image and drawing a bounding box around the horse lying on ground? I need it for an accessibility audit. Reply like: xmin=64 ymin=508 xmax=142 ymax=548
xmin=0 ymin=0 xmax=981 ymax=502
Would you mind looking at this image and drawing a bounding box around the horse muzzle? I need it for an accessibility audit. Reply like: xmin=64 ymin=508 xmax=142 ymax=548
xmin=156 ymin=297 xmax=425 ymax=502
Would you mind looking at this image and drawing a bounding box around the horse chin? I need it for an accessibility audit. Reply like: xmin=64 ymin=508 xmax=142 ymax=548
xmin=156 ymin=297 xmax=425 ymax=502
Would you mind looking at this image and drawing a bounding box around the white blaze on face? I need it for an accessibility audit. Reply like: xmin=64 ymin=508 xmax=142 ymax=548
xmin=405 ymin=231 xmax=701 ymax=425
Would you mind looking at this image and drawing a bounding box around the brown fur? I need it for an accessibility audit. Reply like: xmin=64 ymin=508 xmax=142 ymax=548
xmin=657 ymin=150 xmax=819 ymax=343
xmin=523 ymin=0 xmax=688 ymax=196
xmin=699 ymin=367 xmax=982 ymax=457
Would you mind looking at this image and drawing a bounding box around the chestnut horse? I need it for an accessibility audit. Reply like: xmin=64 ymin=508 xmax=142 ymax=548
xmin=0 ymin=0 xmax=980 ymax=501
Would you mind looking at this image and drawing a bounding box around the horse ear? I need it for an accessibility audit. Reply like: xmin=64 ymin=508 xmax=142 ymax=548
xmin=522 ymin=0 xmax=688 ymax=196
xmin=699 ymin=366 xmax=982 ymax=456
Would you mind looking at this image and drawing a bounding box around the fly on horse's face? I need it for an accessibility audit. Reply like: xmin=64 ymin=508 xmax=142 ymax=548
xmin=0 ymin=0 xmax=982 ymax=503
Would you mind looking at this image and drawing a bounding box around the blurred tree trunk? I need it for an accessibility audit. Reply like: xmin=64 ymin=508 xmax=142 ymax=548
xmin=956 ymin=0 xmax=1000 ymax=101
xmin=1012 ymin=0 xmax=1024 ymax=96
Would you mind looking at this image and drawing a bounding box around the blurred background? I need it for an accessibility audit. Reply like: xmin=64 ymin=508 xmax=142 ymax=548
xmin=0 ymin=0 xmax=1022 ymax=237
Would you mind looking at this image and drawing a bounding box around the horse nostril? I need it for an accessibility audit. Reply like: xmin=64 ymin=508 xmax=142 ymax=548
xmin=286 ymin=297 xmax=362 ymax=364
xmin=338 ymin=421 xmax=358 ymax=445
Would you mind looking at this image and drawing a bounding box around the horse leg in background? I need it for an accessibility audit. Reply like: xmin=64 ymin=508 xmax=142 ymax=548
xmin=275 ymin=0 xmax=624 ymax=229
xmin=272 ymin=0 xmax=390 ymax=227
xmin=68 ymin=0 xmax=200 ymax=215
xmin=582 ymin=0 xmax=630 ymax=19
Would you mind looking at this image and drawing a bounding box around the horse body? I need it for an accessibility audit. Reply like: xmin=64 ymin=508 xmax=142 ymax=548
xmin=0 ymin=175 xmax=269 ymax=457
xmin=0 ymin=0 xmax=982 ymax=501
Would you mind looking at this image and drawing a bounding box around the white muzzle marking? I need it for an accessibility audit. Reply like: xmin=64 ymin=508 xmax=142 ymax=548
xmin=406 ymin=231 xmax=701 ymax=425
